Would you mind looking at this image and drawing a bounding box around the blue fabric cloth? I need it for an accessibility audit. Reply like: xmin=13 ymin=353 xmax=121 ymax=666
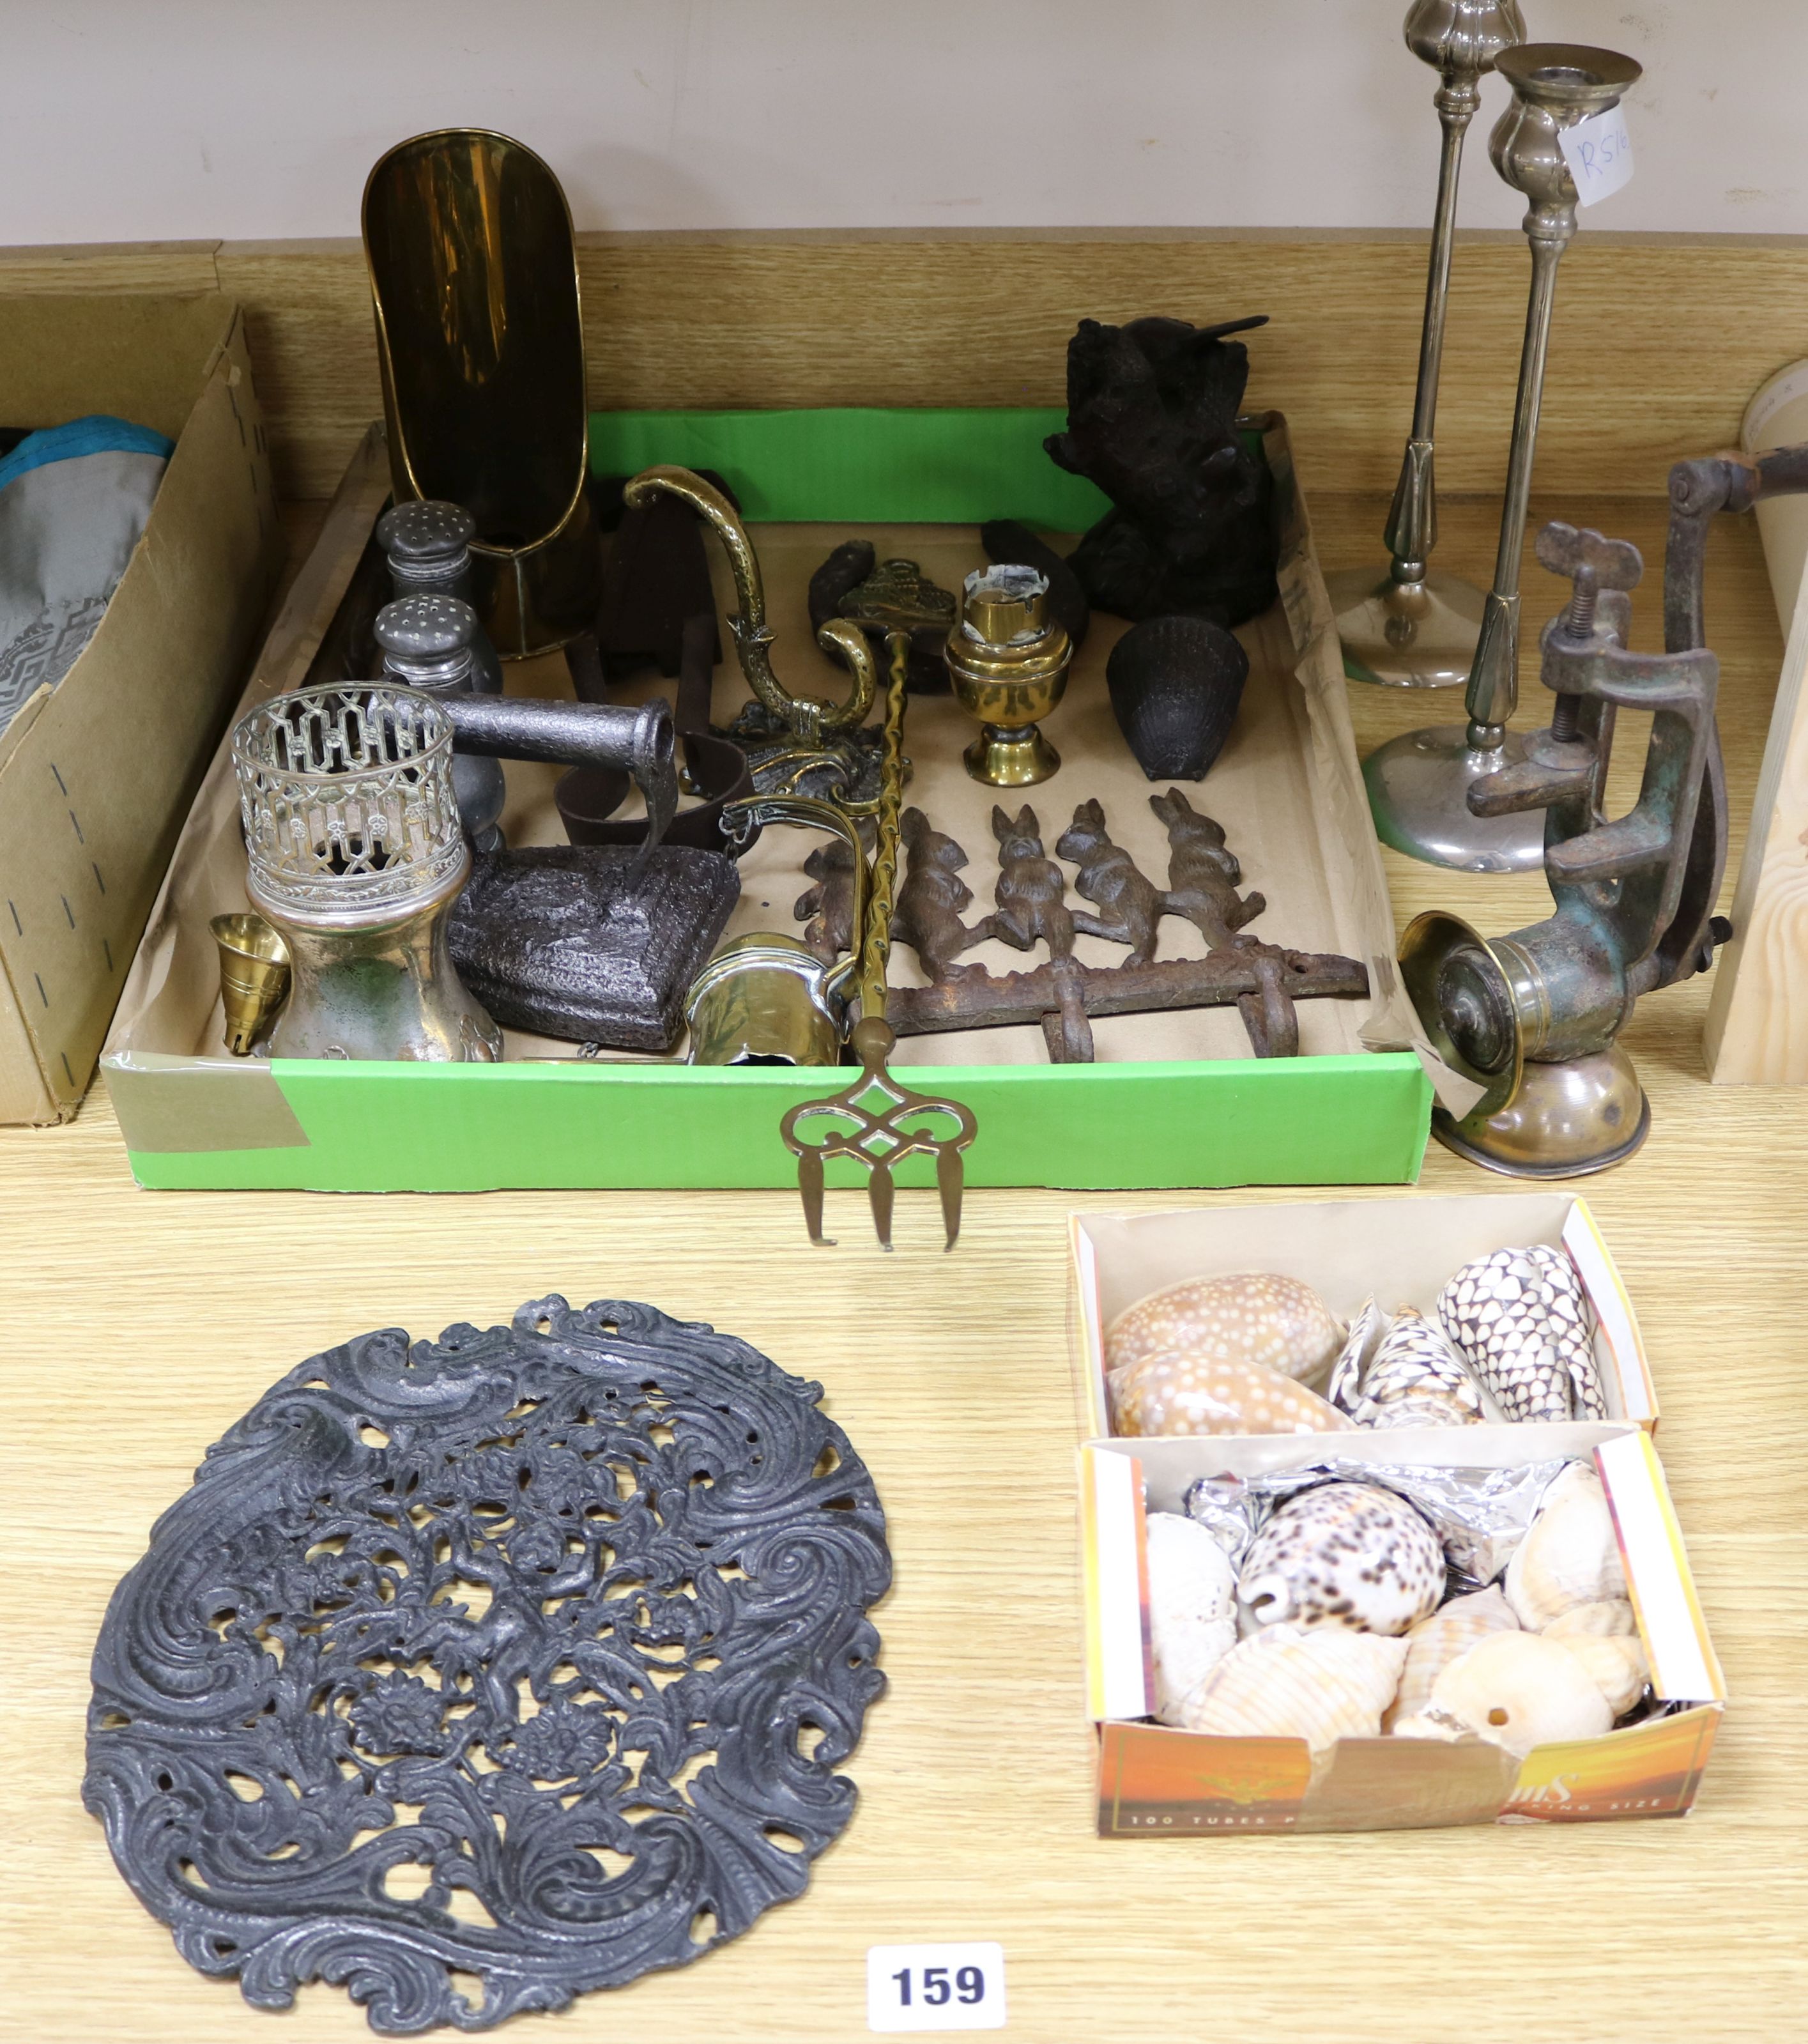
xmin=0 ymin=416 xmax=174 ymax=736
xmin=0 ymin=413 xmax=175 ymax=495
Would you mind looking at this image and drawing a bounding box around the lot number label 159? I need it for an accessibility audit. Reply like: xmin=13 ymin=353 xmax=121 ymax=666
xmin=866 ymin=1942 xmax=1006 ymax=2032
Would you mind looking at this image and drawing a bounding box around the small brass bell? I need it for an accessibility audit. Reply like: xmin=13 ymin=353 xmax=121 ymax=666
xmin=210 ymin=912 xmax=291 ymax=1056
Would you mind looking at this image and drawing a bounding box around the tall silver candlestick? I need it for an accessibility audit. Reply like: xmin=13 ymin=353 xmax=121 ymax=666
xmin=1363 ymin=42 xmax=1641 ymax=870
xmin=1328 ymin=0 xmax=1525 ymax=689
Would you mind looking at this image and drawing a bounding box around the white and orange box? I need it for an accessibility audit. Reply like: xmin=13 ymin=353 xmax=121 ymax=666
xmin=1071 ymin=1195 xmax=1724 ymax=1836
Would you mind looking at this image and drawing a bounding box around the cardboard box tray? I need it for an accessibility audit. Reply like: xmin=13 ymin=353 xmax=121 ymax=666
xmin=1071 ymin=1192 xmax=1660 ymax=1443
xmin=1081 ymin=1427 xmax=1724 ymax=1835
xmin=0 ymin=295 xmax=280 ymax=1123
xmin=1070 ymin=1195 xmax=1721 ymax=1835
xmin=102 ymin=408 xmax=1431 ymax=1191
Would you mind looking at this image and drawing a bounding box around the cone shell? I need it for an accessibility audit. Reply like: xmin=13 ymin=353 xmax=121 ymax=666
xmin=1429 ymin=1629 xmax=1613 ymax=1756
xmin=1384 ymin=1585 xmax=1520 ymax=1730
xmin=1544 ymin=1598 xmax=1636 ymax=1640
xmin=1437 ymin=1245 xmax=1605 ymax=1423
xmin=1182 ymin=1625 xmax=1408 ymax=1749
xmin=1145 ymin=1512 xmax=1238 ymax=1725
xmin=1238 ymin=1482 xmax=1444 ymax=1636
xmin=1326 ymin=1296 xmax=1381 ymax=1416
xmin=1105 ymin=1273 xmax=1345 ymax=1385
xmin=1554 ymin=1631 xmax=1648 ymax=1716
xmin=1356 ymin=1305 xmax=1487 ymax=1429
xmin=1109 ymin=1351 xmax=1357 ymax=1438
xmin=1505 ymin=1461 xmax=1627 ymax=1629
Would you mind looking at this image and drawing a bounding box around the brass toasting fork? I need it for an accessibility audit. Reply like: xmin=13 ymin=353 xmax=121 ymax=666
xmin=627 ymin=462 xmax=979 ymax=1250
xmin=781 ymin=622 xmax=977 ymax=1250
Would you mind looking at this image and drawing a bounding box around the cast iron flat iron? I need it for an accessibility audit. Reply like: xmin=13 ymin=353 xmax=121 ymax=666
xmin=444 ymin=694 xmax=740 ymax=1051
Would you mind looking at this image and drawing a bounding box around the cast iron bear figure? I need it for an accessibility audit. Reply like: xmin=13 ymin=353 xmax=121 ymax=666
xmin=1044 ymin=314 xmax=1280 ymax=627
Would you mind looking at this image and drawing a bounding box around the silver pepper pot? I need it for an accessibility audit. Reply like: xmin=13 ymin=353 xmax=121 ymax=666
xmin=375 ymin=499 xmax=505 ymax=696
xmin=374 ymin=594 xmax=507 ymax=852
xmin=233 ymin=685 xmax=503 ymax=1061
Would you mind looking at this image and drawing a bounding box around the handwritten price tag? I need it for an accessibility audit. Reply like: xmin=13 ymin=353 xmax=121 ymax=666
xmin=867 ymin=1942 xmax=1006 ymax=2032
xmin=1560 ymin=106 xmax=1635 ymax=206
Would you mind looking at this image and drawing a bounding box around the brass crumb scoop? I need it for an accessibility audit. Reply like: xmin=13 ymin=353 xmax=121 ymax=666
xmin=945 ymin=565 xmax=1071 ymax=786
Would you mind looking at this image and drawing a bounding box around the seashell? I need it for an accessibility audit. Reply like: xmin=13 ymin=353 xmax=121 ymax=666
xmin=1504 ymin=1461 xmax=1627 ymax=1629
xmin=1390 ymin=1707 xmax=1469 ymax=1742
xmin=1105 ymin=1272 xmax=1345 ymax=1385
xmin=1553 ymin=1631 xmax=1648 ymax=1716
xmin=1182 ymin=1626 xmax=1408 ymax=1750
xmin=1108 ymin=1351 xmax=1356 ymax=1438
xmin=1436 ymin=1244 xmax=1606 ymax=1423
xmin=1145 ymin=1513 xmax=1238 ymax=1724
xmin=1238 ymin=1482 xmax=1444 ymax=1636
xmin=1326 ymin=1295 xmax=1381 ymax=1416
xmin=1384 ymin=1585 xmax=1520 ymax=1730
xmin=1104 ymin=613 xmax=1250 ymax=781
xmin=1544 ymin=1598 xmax=1636 ymax=1640
xmin=1355 ymin=1304 xmax=1488 ymax=1429
xmin=1429 ymin=1629 xmax=1614 ymax=1755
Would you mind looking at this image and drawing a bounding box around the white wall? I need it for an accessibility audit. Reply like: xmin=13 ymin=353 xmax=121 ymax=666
xmin=5 ymin=1 xmax=1804 ymax=245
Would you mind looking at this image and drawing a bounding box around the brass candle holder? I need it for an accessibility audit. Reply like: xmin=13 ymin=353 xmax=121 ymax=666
xmin=1364 ymin=42 xmax=1642 ymax=872
xmin=1365 ymin=42 xmax=1634 ymax=870
xmin=944 ymin=565 xmax=1072 ymax=787
xmin=1328 ymin=0 xmax=1525 ymax=688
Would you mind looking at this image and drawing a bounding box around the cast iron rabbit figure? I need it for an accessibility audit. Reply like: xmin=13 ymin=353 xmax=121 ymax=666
xmin=1149 ymin=787 xmax=1266 ymax=948
xmin=1055 ymin=799 xmax=1165 ymax=967
xmin=893 ymin=808 xmax=983 ymax=981
xmin=982 ymin=805 xmax=1078 ymax=962
xmin=794 ymin=839 xmax=859 ymax=967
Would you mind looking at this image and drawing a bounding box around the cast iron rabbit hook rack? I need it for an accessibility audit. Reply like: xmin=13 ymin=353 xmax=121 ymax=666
xmin=880 ymin=792 xmax=1369 ymax=1059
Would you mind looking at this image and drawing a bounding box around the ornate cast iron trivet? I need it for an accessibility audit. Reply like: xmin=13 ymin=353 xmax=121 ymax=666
xmin=84 ymin=1298 xmax=891 ymax=2034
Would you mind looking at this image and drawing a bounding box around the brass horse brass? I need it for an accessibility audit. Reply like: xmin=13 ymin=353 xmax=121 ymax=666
xmin=363 ymin=129 xmax=601 ymax=657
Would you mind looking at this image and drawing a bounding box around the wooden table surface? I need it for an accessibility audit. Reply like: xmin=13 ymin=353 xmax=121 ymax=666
xmin=4 ymin=491 xmax=1803 ymax=2044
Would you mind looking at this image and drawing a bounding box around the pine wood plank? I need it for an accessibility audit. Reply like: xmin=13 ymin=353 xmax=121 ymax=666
xmin=203 ymin=227 xmax=1808 ymax=505
xmin=0 ymin=240 xmax=221 ymax=296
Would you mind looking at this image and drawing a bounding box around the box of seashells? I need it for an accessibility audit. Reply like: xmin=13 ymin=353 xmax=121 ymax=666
xmin=1070 ymin=1192 xmax=1655 ymax=1445
xmin=1069 ymin=1195 xmax=1722 ymax=1833
xmin=1078 ymin=1428 xmax=1723 ymax=1834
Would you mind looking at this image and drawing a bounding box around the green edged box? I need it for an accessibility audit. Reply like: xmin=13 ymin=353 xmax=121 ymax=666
xmin=101 ymin=408 xmax=1430 ymax=1192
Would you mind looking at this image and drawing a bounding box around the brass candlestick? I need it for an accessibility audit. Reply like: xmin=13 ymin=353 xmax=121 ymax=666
xmin=1364 ymin=42 xmax=1642 ymax=871
xmin=1328 ymin=0 xmax=1525 ymax=689
xmin=944 ymin=565 xmax=1072 ymax=786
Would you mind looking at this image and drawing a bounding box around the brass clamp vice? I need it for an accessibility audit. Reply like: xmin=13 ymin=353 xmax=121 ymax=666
xmin=1402 ymin=439 xmax=1808 ymax=1174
